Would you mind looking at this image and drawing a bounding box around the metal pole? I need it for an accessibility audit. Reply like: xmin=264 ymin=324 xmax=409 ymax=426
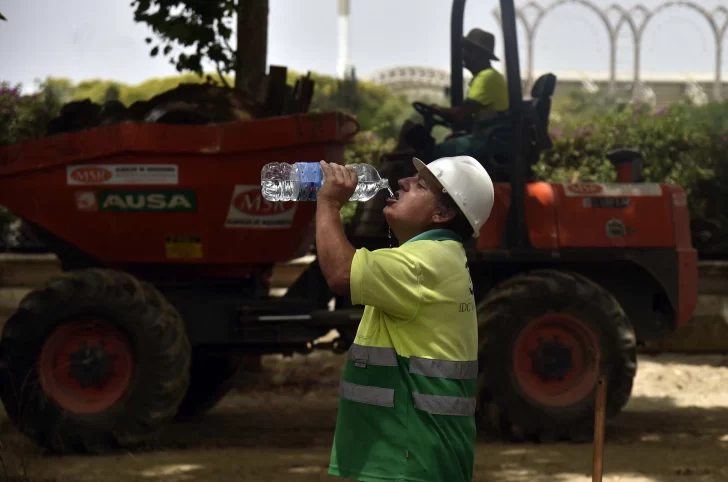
xmin=499 ymin=0 xmax=529 ymax=249
xmin=715 ymin=39 xmax=723 ymax=101
xmin=450 ymin=0 xmax=466 ymax=107
xmin=608 ymin=35 xmax=617 ymax=94
xmin=633 ymin=33 xmax=641 ymax=98
xmin=592 ymin=375 xmax=608 ymax=482
xmin=336 ymin=0 xmax=352 ymax=79
xmin=717 ymin=9 xmax=728 ymax=101
xmin=523 ymin=14 xmax=536 ymax=94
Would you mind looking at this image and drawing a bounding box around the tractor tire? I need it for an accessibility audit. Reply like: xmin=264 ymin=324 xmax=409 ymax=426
xmin=0 ymin=269 xmax=191 ymax=454
xmin=476 ymin=269 xmax=636 ymax=442
xmin=174 ymin=351 xmax=243 ymax=420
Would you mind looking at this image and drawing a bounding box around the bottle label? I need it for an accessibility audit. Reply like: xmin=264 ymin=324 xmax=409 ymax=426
xmin=296 ymin=162 xmax=323 ymax=201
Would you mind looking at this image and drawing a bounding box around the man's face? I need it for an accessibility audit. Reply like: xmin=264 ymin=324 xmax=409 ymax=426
xmin=383 ymin=170 xmax=444 ymax=238
xmin=462 ymin=43 xmax=478 ymax=69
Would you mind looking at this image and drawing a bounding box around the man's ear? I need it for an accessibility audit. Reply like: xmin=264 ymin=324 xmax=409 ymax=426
xmin=432 ymin=207 xmax=457 ymax=225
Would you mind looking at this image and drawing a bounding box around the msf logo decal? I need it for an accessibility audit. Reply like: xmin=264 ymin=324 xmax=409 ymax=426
xmin=224 ymin=185 xmax=297 ymax=228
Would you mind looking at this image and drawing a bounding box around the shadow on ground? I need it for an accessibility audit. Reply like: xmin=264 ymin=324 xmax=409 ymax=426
xmin=74 ymin=393 xmax=728 ymax=481
xmin=2 ymin=354 xmax=728 ymax=481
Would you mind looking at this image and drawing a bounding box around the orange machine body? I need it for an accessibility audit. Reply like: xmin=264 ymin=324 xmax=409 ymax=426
xmin=477 ymin=181 xmax=698 ymax=328
xmin=0 ymin=112 xmax=359 ymax=278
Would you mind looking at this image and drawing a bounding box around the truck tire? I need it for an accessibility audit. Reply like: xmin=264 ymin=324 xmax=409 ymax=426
xmin=0 ymin=269 xmax=191 ymax=453
xmin=175 ymin=352 xmax=243 ymax=420
xmin=476 ymin=270 xmax=636 ymax=442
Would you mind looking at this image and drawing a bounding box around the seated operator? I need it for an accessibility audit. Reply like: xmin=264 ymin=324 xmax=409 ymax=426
xmin=401 ymin=28 xmax=510 ymax=160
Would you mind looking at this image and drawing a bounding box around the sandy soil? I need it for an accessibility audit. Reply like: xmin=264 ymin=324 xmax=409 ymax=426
xmin=2 ymin=352 xmax=728 ymax=482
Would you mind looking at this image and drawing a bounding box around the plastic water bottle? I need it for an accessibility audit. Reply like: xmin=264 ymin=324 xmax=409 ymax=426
xmin=260 ymin=162 xmax=392 ymax=202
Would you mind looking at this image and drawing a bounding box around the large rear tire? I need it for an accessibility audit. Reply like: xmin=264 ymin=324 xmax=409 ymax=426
xmin=476 ymin=270 xmax=636 ymax=442
xmin=0 ymin=269 xmax=191 ymax=453
xmin=174 ymin=351 xmax=243 ymax=420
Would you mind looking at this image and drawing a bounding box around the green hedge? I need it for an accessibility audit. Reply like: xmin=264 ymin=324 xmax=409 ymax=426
xmin=536 ymin=103 xmax=715 ymax=197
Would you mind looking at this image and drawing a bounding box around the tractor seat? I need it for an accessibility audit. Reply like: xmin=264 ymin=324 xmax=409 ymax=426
xmin=528 ymin=73 xmax=556 ymax=151
xmin=481 ymin=73 xmax=557 ymax=155
xmin=470 ymin=73 xmax=557 ymax=182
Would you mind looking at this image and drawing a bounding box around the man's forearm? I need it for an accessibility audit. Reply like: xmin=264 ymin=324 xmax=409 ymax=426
xmin=316 ymin=201 xmax=356 ymax=296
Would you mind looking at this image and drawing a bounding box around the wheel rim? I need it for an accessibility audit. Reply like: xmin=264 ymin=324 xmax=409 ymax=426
xmin=513 ymin=313 xmax=600 ymax=407
xmin=38 ymin=318 xmax=134 ymax=414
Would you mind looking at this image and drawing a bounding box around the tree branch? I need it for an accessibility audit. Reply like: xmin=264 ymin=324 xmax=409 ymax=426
xmin=216 ymin=64 xmax=231 ymax=88
xmin=221 ymin=32 xmax=234 ymax=55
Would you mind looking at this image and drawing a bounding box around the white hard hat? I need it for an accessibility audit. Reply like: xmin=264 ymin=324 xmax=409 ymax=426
xmin=413 ymin=156 xmax=494 ymax=238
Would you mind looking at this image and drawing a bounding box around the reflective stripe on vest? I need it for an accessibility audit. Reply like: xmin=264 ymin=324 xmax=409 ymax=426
xmin=412 ymin=392 xmax=477 ymax=416
xmin=348 ymin=343 xmax=398 ymax=367
xmin=340 ymin=344 xmax=478 ymax=416
xmin=340 ymin=380 xmax=394 ymax=407
xmin=409 ymin=356 xmax=479 ymax=379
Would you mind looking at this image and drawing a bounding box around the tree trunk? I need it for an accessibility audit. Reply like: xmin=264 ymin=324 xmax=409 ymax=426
xmin=235 ymin=0 xmax=269 ymax=92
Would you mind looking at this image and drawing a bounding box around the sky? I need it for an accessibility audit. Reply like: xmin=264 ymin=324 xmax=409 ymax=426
xmin=2 ymin=0 xmax=727 ymax=92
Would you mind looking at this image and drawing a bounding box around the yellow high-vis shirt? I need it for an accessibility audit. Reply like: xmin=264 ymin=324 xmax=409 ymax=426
xmin=467 ymin=67 xmax=509 ymax=112
xmin=328 ymin=229 xmax=478 ymax=482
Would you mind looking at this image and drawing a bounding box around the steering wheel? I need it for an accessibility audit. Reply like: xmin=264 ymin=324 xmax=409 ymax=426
xmin=412 ymin=101 xmax=453 ymax=132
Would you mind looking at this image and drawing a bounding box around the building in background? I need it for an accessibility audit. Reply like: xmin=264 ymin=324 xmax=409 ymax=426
xmin=364 ymin=66 xmax=717 ymax=108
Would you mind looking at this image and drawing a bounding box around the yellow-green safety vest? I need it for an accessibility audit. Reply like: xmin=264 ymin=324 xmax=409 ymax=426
xmin=328 ymin=229 xmax=479 ymax=482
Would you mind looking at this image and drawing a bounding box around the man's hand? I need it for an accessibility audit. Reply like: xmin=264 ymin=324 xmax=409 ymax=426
xmin=430 ymin=103 xmax=457 ymax=123
xmin=318 ymin=161 xmax=358 ymax=209
xmin=433 ymin=102 xmax=482 ymax=130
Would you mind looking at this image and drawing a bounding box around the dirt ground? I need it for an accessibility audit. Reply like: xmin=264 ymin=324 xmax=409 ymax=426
xmin=2 ymin=352 xmax=728 ymax=482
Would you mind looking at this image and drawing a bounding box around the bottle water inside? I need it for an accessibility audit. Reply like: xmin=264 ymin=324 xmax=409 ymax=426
xmin=260 ymin=162 xmax=392 ymax=202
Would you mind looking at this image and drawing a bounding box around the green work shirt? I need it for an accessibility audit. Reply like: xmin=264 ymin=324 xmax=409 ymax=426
xmin=467 ymin=67 xmax=509 ymax=113
xmin=328 ymin=229 xmax=478 ymax=482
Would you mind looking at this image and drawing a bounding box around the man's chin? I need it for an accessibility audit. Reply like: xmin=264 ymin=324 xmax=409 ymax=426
xmin=383 ymin=205 xmax=396 ymax=224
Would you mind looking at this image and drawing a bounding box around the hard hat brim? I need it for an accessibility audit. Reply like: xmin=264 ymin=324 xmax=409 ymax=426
xmin=411 ymin=157 xmax=481 ymax=239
